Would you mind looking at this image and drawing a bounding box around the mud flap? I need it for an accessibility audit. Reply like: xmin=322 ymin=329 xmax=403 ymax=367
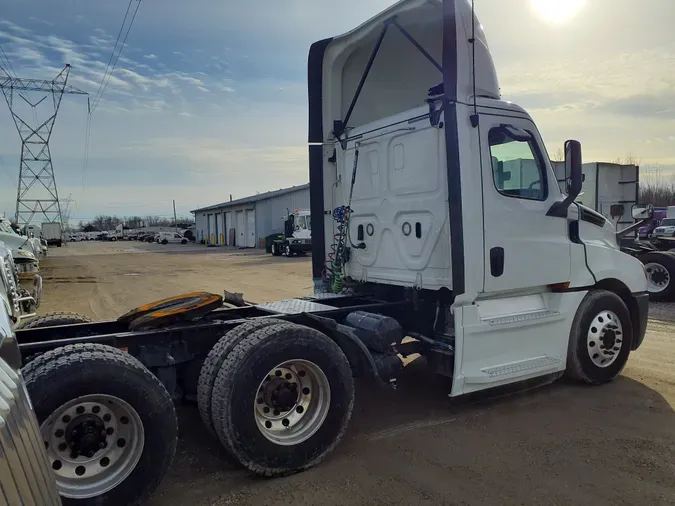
xmin=118 ymin=292 xmax=223 ymax=330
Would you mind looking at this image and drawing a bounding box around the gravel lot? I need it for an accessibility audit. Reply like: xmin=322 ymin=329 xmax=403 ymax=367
xmin=38 ymin=242 xmax=675 ymax=506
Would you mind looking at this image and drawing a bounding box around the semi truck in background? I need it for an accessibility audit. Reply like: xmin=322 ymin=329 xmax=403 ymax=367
xmin=638 ymin=206 xmax=666 ymax=239
xmin=271 ymin=209 xmax=312 ymax=257
xmin=42 ymin=222 xmax=63 ymax=247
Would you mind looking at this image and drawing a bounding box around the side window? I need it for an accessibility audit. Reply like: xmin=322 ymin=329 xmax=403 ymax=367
xmin=488 ymin=126 xmax=547 ymax=201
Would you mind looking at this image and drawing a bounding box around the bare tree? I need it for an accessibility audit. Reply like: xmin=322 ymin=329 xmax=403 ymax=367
xmin=614 ymin=152 xmax=642 ymax=166
xmin=551 ymin=148 xmax=564 ymax=163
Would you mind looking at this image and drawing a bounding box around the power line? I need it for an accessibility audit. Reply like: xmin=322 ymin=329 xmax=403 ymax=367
xmin=91 ymin=0 xmax=142 ymax=113
xmin=0 ymin=44 xmax=16 ymax=78
xmin=91 ymin=0 xmax=133 ymax=109
xmin=82 ymin=109 xmax=92 ymax=188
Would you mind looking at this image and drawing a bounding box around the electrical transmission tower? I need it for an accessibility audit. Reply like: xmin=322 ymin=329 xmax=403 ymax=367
xmin=0 ymin=65 xmax=88 ymax=229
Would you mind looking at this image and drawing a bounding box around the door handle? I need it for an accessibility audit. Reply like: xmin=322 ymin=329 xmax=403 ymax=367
xmin=490 ymin=247 xmax=504 ymax=277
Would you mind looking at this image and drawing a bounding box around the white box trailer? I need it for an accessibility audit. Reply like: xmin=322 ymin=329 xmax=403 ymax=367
xmin=553 ymin=162 xmax=639 ymax=229
xmin=41 ymin=222 xmax=63 ymax=247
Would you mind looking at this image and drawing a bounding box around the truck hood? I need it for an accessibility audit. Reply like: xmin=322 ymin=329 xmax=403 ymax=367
xmin=654 ymin=226 xmax=675 ymax=233
xmin=577 ymin=204 xmax=618 ymax=249
xmin=0 ymin=232 xmax=41 ymax=260
xmin=11 ymin=247 xmax=37 ymax=264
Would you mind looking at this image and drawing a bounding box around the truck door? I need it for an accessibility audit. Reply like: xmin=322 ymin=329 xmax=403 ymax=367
xmin=481 ymin=119 xmax=571 ymax=292
xmin=453 ymin=117 xmax=575 ymax=396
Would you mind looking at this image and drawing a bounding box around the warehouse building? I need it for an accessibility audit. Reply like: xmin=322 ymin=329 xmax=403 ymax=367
xmin=192 ymin=184 xmax=310 ymax=247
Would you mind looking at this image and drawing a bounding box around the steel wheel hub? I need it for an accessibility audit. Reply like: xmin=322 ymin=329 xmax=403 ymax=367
xmin=586 ymin=310 xmax=623 ymax=368
xmin=41 ymin=394 xmax=144 ymax=499
xmin=254 ymin=359 xmax=330 ymax=446
xmin=644 ymin=262 xmax=670 ymax=293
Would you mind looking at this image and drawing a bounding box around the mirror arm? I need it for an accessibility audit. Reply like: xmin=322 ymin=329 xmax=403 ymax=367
xmin=546 ymin=192 xmax=578 ymax=218
xmin=616 ymin=217 xmax=652 ymax=239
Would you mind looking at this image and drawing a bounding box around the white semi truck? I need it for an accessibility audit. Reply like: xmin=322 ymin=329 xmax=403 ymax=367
xmin=12 ymin=1 xmax=650 ymax=505
xmin=271 ymin=209 xmax=312 ymax=256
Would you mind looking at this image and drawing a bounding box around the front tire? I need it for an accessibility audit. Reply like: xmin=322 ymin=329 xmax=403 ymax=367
xmin=284 ymin=244 xmax=293 ymax=257
xmin=211 ymin=323 xmax=354 ymax=476
xmin=566 ymin=290 xmax=632 ymax=384
xmin=23 ymin=344 xmax=177 ymax=506
xmin=161 ymin=239 xmax=168 ymax=245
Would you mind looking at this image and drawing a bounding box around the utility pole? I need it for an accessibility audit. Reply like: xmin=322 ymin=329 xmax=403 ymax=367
xmin=173 ymin=200 xmax=178 ymax=232
xmin=0 ymin=65 xmax=88 ymax=229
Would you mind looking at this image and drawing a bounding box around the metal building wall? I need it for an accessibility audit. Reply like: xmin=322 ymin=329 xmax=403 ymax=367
xmin=195 ymin=212 xmax=208 ymax=243
xmin=255 ymin=188 xmax=310 ymax=244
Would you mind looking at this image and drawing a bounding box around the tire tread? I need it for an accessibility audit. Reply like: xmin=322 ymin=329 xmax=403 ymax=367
xmin=211 ymin=323 xmax=354 ymax=477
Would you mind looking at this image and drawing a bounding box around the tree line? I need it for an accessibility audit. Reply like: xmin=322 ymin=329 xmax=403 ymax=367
xmin=77 ymin=215 xmax=194 ymax=232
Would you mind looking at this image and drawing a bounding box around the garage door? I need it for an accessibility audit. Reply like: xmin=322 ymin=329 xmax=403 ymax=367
xmin=245 ymin=209 xmax=256 ymax=248
xmin=236 ymin=211 xmax=245 ymax=247
xmin=225 ymin=212 xmax=233 ymax=245
xmin=207 ymin=214 xmax=213 ymax=244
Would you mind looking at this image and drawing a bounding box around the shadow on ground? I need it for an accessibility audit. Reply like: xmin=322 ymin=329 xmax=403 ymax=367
xmin=148 ymin=363 xmax=675 ymax=506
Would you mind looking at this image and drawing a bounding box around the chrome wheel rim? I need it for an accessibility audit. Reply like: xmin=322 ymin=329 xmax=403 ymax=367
xmin=644 ymin=262 xmax=670 ymax=293
xmin=41 ymin=394 xmax=144 ymax=499
xmin=586 ymin=310 xmax=623 ymax=368
xmin=254 ymin=359 xmax=330 ymax=446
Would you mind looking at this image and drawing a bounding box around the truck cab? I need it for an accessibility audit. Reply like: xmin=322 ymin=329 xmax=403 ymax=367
xmin=271 ymin=209 xmax=312 ymax=257
xmin=309 ymin=0 xmax=648 ymax=394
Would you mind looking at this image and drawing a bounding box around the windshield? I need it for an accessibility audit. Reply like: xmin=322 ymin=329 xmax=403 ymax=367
xmin=661 ymin=219 xmax=675 ymax=227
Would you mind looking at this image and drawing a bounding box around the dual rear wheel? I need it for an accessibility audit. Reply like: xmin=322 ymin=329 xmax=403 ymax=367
xmin=197 ymin=321 xmax=354 ymax=475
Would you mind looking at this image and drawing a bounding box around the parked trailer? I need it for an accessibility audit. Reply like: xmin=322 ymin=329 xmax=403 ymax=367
xmin=15 ymin=1 xmax=651 ymax=505
xmin=42 ymin=222 xmax=63 ymax=247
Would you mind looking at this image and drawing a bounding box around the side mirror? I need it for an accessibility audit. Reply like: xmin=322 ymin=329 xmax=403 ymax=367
xmin=565 ymin=139 xmax=583 ymax=200
xmin=632 ymin=204 xmax=654 ymax=220
xmin=546 ymin=139 xmax=583 ymax=218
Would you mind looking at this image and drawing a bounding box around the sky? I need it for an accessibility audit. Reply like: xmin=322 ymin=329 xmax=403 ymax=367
xmin=0 ymin=0 xmax=674 ymax=223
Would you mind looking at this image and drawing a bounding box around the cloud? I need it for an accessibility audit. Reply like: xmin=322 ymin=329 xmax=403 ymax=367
xmin=143 ymin=53 xmax=158 ymax=60
xmin=500 ymin=47 xmax=675 ymax=118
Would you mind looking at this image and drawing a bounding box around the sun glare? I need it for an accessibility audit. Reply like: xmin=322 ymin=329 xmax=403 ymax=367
xmin=530 ymin=0 xmax=585 ymax=23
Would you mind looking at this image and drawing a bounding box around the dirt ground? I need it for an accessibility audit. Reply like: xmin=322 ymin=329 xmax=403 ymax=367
xmin=39 ymin=242 xmax=675 ymax=506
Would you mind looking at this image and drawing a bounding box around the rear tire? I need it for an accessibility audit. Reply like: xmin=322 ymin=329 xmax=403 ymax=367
xmin=197 ymin=318 xmax=289 ymax=434
xmin=19 ymin=312 xmax=92 ymax=330
xmin=211 ymin=323 xmax=354 ymax=476
xmin=284 ymin=244 xmax=293 ymax=257
xmin=23 ymin=344 xmax=177 ymax=506
xmin=641 ymin=252 xmax=675 ymax=301
xmin=566 ymin=290 xmax=632 ymax=384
